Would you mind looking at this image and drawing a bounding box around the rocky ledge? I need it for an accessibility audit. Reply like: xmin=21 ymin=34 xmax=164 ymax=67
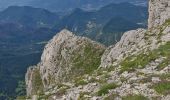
xmin=25 ymin=29 xmax=106 ymax=97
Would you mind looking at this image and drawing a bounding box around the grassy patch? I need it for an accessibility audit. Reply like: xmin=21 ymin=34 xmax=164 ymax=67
xmin=122 ymin=95 xmax=149 ymax=100
xmin=32 ymin=68 xmax=44 ymax=95
xmin=97 ymin=83 xmax=119 ymax=96
xmin=75 ymin=79 xmax=88 ymax=87
xmin=120 ymin=42 xmax=170 ymax=73
xmin=159 ymin=73 xmax=170 ymax=81
xmin=120 ymin=51 xmax=157 ymax=73
xmin=157 ymin=42 xmax=170 ymax=69
xmin=78 ymin=92 xmax=90 ymax=100
xmin=165 ymin=19 xmax=170 ymax=25
xmin=16 ymin=96 xmax=26 ymax=100
xmin=88 ymin=77 xmax=106 ymax=84
xmin=158 ymin=58 xmax=170 ymax=70
xmin=72 ymin=42 xmax=105 ymax=75
xmin=153 ymin=81 xmax=170 ymax=95
xmin=57 ymin=87 xmax=68 ymax=95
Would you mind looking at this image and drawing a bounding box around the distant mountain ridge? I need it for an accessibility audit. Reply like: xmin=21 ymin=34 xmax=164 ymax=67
xmin=0 ymin=0 xmax=147 ymax=12
xmin=0 ymin=6 xmax=59 ymax=28
xmin=0 ymin=3 xmax=148 ymax=46
xmin=55 ymin=2 xmax=148 ymax=45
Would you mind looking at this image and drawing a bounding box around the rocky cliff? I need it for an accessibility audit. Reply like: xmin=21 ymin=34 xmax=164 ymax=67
xmin=25 ymin=29 xmax=105 ymax=96
xmin=26 ymin=0 xmax=170 ymax=100
xmin=148 ymin=0 xmax=170 ymax=29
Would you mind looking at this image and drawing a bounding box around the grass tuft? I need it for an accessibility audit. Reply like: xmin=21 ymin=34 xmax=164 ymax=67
xmin=97 ymin=83 xmax=119 ymax=96
xmin=153 ymin=81 xmax=170 ymax=95
xmin=122 ymin=95 xmax=149 ymax=100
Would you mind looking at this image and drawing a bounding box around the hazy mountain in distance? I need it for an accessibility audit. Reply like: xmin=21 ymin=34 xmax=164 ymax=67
xmin=27 ymin=0 xmax=148 ymax=12
xmin=0 ymin=6 xmax=59 ymax=28
xmin=0 ymin=0 xmax=147 ymax=12
xmin=54 ymin=2 xmax=148 ymax=45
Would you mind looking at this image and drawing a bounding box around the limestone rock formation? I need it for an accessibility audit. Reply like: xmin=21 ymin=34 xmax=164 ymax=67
xmin=148 ymin=0 xmax=170 ymax=29
xmin=25 ymin=29 xmax=105 ymax=96
xmin=100 ymin=28 xmax=147 ymax=68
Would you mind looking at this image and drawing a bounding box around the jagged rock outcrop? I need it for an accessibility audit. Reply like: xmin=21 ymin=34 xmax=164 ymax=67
xmin=100 ymin=29 xmax=147 ymax=68
xmin=148 ymin=0 xmax=170 ymax=29
xmin=25 ymin=29 xmax=105 ymax=96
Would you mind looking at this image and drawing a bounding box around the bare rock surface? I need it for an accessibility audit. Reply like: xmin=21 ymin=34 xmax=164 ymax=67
xmin=148 ymin=0 xmax=170 ymax=29
xmin=25 ymin=29 xmax=105 ymax=96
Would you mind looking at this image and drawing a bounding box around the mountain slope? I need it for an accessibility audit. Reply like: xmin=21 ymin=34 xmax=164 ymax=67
xmin=99 ymin=17 xmax=141 ymax=45
xmin=26 ymin=0 xmax=170 ymax=99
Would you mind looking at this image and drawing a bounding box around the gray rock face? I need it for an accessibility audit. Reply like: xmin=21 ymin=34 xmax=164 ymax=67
xmin=25 ymin=29 xmax=105 ymax=96
xmin=100 ymin=29 xmax=147 ymax=68
xmin=148 ymin=0 xmax=170 ymax=29
xmin=40 ymin=29 xmax=105 ymax=87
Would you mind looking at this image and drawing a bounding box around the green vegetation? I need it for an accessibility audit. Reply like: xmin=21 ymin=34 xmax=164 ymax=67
xmin=37 ymin=93 xmax=53 ymax=100
xmin=57 ymin=87 xmax=68 ymax=95
xmin=153 ymin=81 xmax=170 ymax=95
xmin=15 ymin=81 xmax=26 ymax=99
xmin=57 ymin=83 xmax=70 ymax=89
xmin=72 ymin=43 xmax=105 ymax=75
xmin=159 ymin=73 xmax=170 ymax=81
xmin=158 ymin=58 xmax=170 ymax=70
xmin=104 ymin=94 xmax=117 ymax=100
xmin=88 ymin=77 xmax=106 ymax=84
xmin=38 ymin=85 xmax=69 ymax=99
xmin=165 ymin=19 xmax=170 ymax=25
xmin=16 ymin=96 xmax=26 ymax=100
xmin=97 ymin=83 xmax=119 ymax=96
xmin=120 ymin=52 xmax=157 ymax=73
xmin=120 ymin=42 xmax=170 ymax=73
xmin=75 ymin=79 xmax=88 ymax=86
xmin=157 ymin=18 xmax=170 ymax=39
xmin=157 ymin=42 xmax=170 ymax=70
xmin=122 ymin=95 xmax=149 ymax=100
xmin=32 ymin=69 xmax=44 ymax=95
xmin=78 ymin=92 xmax=90 ymax=100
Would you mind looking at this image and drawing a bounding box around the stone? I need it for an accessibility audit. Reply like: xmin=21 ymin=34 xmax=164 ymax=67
xmin=152 ymin=77 xmax=161 ymax=83
xmin=148 ymin=0 xmax=170 ymax=29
